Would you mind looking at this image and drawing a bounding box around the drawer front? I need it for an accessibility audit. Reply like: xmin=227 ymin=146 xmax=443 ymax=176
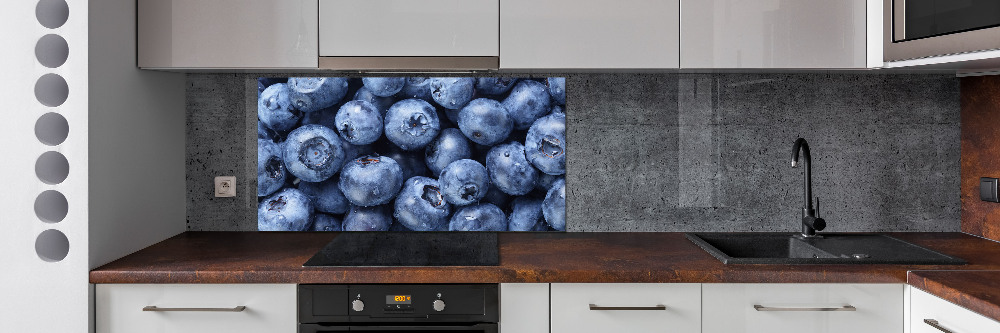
xmin=319 ymin=0 xmax=499 ymax=57
xmin=96 ymin=284 xmax=296 ymax=333
xmin=911 ymin=288 xmax=1000 ymax=333
xmin=702 ymin=283 xmax=903 ymax=333
xmin=551 ymin=283 xmax=701 ymax=333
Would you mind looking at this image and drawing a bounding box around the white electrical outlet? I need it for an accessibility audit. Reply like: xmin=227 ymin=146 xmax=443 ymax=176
xmin=214 ymin=176 xmax=236 ymax=197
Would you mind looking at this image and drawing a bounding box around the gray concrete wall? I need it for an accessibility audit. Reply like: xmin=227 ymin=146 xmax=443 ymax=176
xmin=186 ymin=73 xmax=960 ymax=232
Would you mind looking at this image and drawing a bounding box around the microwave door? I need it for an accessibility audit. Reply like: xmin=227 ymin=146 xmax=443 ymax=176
xmin=895 ymin=0 xmax=1000 ymax=42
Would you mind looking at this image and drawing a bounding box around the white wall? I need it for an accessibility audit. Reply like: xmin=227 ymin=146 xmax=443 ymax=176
xmin=0 ymin=0 xmax=185 ymax=331
xmin=0 ymin=0 xmax=90 ymax=331
xmin=88 ymin=0 xmax=186 ymax=270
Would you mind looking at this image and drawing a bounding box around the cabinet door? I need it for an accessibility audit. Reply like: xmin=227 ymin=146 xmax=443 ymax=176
xmin=501 ymin=0 xmax=680 ymax=69
xmin=96 ymin=284 xmax=297 ymax=333
xmin=319 ymin=0 xmax=499 ymax=57
xmin=551 ymin=283 xmax=700 ymax=333
xmin=702 ymin=283 xmax=903 ymax=333
xmin=138 ymin=0 xmax=318 ymax=69
xmin=911 ymin=287 xmax=1000 ymax=333
xmin=681 ymin=0 xmax=868 ymax=68
xmin=500 ymin=284 xmax=549 ymax=333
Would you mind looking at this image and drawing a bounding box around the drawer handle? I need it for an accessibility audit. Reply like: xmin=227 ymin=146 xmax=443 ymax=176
xmin=753 ymin=305 xmax=856 ymax=312
xmin=143 ymin=306 xmax=247 ymax=312
xmin=924 ymin=319 xmax=955 ymax=333
xmin=589 ymin=304 xmax=667 ymax=311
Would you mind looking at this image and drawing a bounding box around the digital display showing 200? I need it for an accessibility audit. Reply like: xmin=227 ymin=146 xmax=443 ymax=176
xmin=386 ymin=295 xmax=412 ymax=304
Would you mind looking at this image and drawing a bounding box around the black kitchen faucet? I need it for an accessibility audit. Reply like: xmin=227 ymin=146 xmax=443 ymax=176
xmin=791 ymin=138 xmax=826 ymax=238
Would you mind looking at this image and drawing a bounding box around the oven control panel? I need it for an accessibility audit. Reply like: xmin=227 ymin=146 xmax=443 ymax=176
xmin=299 ymin=284 xmax=498 ymax=323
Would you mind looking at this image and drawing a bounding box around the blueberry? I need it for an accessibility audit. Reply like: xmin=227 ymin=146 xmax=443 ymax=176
xmin=258 ymin=121 xmax=275 ymax=141
xmin=298 ymin=176 xmax=350 ymax=214
xmin=340 ymin=141 xmax=374 ymax=169
xmin=425 ymin=128 xmax=472 ymax=177
xmin=399 ymin=77 xmax=433 ymax=100
xmin=475 ymin=77 xmax=519 ymax=96
xmin=449 ymin=203 xmax=507 ymax=231
xmin=481 ymin=184 xmax=512 ymax=211
xmin=546 ymin=77 xmax=566 ymax=105
xmin=444 ymin=108 xmax=461 ymax=126
xmin=310 ymin=213 xmax=343 ymax=231
xmin=502 ymin=80 xmax=552 ymax=130
xmin=394 ymin=176 xmax=451 ymax=231
xmin=258 ymin=83 xmax=302 ymax=132
xmin=389 ymin=222 xmax=414 ymax=231
xmin=258 ymin=78 xmax=287 ymax=97
xmin=380 ymin=142 xmax=429 ymax=181
xmin=339 ymin=155 xmax=404 ymax=206
xmin=300 ymin=105 xmax=338 ymax=129
xmin=429 ymin=77 xmax=475 ymax=109
xmin=343 ymin=205 xmax=392 ymax=231
xmin=458 ymin=98 xmax=513 ymax=146
xmin=439 ymin=159 xmax=490 ymax=206
xmin=525 ymin=113 xmax=566 ymax=175
xmin=257 ymin=139 xmax=286 ymax=197
xmin=282 ymin=124 xmax=345 ymax=182
xmin=384 ymin=99 xmax=441 ymax=151
xmin=334 ymin=100 xmax=383 ymax=145
xmin=258 ymin=188 xmax=314 ymax=231
xmin=288 ymin=77 xmax=349 ymax=113
xmin=542 ymin=179 xmax=566 ymax=231
xmin=508 ymin=197 xmax=547 ymax=231
xmin=536 ymin=174 xmax=563 ymax=192
xmin=362 ymin=77 xmax=406 ymax=97
xmin=486 ymin=142 xmax=539 ymax=196
xmin=551 ymin=105 xmax=564 ymax=115
xmin=353 ymin=86 xmax=395 ymax=116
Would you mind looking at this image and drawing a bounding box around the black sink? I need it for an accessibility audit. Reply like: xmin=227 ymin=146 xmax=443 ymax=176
xmin=686 ymin=233 xmax=966 ymax=265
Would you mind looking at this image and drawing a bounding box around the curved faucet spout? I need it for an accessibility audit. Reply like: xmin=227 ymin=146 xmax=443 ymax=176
xmin=791 ymin=138 xmax=824 ymax=237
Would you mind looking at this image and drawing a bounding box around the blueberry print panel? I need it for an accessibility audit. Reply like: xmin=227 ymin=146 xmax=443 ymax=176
xmin=257 ymin=77 xmax=567 ymax=232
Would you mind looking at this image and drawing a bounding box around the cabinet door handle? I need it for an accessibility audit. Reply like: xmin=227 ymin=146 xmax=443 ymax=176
xmin=143 ymin=306 xmax=247 ymax=312
xmin=589 ymin=304 xmax=667 ymax=311
xmin=924 ymin=319 xmax=955 ymax=333
xmin=753 ymin=305 xmax=856 ymax=312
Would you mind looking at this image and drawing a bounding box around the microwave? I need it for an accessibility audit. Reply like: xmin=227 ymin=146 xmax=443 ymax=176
xmin=884 ymin=0 xmax=1000 ymax=62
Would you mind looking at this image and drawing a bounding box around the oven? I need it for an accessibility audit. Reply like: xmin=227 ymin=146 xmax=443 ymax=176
xmin=299 ymin=284 xmax=498 ymax=333
xmin=884 ymin=0 xmax=1000 ymax=61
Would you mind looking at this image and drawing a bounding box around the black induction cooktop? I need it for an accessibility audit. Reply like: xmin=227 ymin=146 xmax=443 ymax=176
xmin=303 ymin=232 xmax=500 ymax=267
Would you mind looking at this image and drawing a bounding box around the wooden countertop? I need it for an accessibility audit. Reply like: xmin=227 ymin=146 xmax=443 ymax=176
xmin=90 ymin=232 xmax=1000 ymax=284
xmin=908 ymin=270 xmax=1000 ymax=323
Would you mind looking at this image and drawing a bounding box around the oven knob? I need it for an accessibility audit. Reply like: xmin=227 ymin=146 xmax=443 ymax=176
xmin=432 ymin=299 xmax=446 ymax=312
xmin=352 ymin=299 xmax=365 ymax=312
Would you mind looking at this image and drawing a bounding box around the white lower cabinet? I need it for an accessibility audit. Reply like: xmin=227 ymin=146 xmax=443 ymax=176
xmin=500 ymin=283 xmax=550 ymax=333
xmin=910 ymin=287 xmax=1000 ymax=333
xmin=702 ymin=283 xmax=903 ymax=333
xmin=95 ymin=284 xmax=297 ymax=333
xmin=550 ymin=283 xmax=702 ymax=333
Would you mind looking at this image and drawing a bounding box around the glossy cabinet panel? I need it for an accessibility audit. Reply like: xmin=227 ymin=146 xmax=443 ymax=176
xmin=551 ymin=283 xmax=700 ymax=333
xmin=501 ymin=0 xmax=680 ymax=69
xmin=319 ymin=0 xmax=499 ymax=57
xmin=96 ymin=284 xmax=297 ymax=333
xmin=681 ymin=0 xmax=869 ymax=68
xmin=911 ymin=287 xmax=1000 ymax=333
xmin=702 ymin=283 xmax=903 ymax=333
xmin=500 ymin=284 xmax=549 ymax=333
xmin=138 ymin=0 xmax=318 ymax=69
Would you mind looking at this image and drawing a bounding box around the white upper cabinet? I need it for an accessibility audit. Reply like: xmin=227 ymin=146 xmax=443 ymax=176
xmin=681 ymin=0 xmax=876 ymax=68
xmin=319 ymin=0 xmax=499 ymax=57
xmin=137 ymin=0 xmax=318 ymax=69
xmin=500 ymin=0 xmax=681 ymax=69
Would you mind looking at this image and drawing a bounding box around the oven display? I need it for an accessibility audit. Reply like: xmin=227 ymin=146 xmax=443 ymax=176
xmin=386 ymin=295 xmax=412 ymax=304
